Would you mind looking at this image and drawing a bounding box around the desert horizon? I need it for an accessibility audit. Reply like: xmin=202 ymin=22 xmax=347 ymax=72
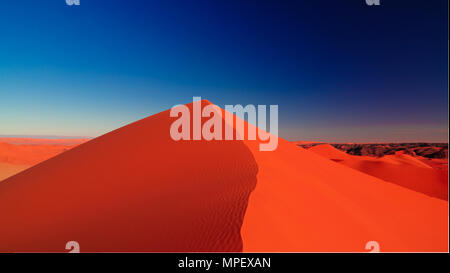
xmin=2 ymin=128 xmax=447 ymax=184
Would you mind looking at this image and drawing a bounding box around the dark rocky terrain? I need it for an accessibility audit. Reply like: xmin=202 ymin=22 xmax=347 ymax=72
xmin=296 ymin=143 xmax=448 ymax=159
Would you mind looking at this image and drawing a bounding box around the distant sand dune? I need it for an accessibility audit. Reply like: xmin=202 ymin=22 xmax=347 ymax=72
xmin=0 ymin=142 xmax=74 ymax=165
xmin=0 ymin=163 xmax=30 ymax=182
xmin=0 ymin=137 xmax=90 ymax=146
xmin=0 ymin=139 xmax=87 ymax=181
xmin=242 ymin=139 xmax=448 ymax=252
xmin=309 ymin=144 xmax=448 ymax=200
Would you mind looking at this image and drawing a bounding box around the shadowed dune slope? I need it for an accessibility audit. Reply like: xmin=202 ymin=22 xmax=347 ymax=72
xmin=0 ymin=101 xmax=258 ymax=252
xmin=309 ymin=144 xmax=448 ymax=200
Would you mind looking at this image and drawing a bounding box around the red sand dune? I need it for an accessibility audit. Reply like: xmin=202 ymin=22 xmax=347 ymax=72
xmin=0 ymin=137 xmax=90 ymax=146
xmin=0 ymin=101 xmax=448 ymax=252
xmin=0 ymin=139 xmax=88 ymax=181
xmin=241 ymin=128 xmax=447 ymax=252
xmin=0 ymin=102 xmax=258 ymax=252
xmin=308 ymin=144 xmax=448 ymax=200
xmin=419 ymin=157 xmax=449 ymax=171
xmin=0 ymin=163 xmax=30 ymax=182
xmin=0 ymin=142 xmax=79 ymax=165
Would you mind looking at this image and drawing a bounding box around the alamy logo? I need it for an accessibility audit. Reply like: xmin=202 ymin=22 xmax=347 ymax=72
xmin=65 ymin=241 xmax=80 ymax=253
xmin=365 ymin=241 xmax=380 ymax=252
xmin=169 ymin=97 xmax=279 ymax=151
xmin=365 ymin=0 xmax=380 ymax=5
xmin=66 ymin=0 xmax=80 ymax=6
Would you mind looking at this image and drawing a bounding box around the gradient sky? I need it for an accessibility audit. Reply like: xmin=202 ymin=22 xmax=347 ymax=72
xmin=0 ymin=0 xmax=448 ymax=142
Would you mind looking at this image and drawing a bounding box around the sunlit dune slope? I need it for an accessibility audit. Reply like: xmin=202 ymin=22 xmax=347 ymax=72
xmin=0 ymin=101 xmax=258 ymax=252
xmin=308 ymin=144 xmax=448 ymax=200
xmin=242 ymin=139 xmax=448 ymax=252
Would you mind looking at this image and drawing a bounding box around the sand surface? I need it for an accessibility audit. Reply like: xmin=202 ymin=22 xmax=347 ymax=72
xmin=0 ymin=102 xmax=258 ymax=252
xmin=0 ymin=101 xmax=447 ymax=252
xmin=309 ymin=144 xmax=448 ymax=200
xmin=0 ymin=139 xmax=87 ymax=181
xmin=0 ymin=163 xmax=30 ymax=182
xmin=242 ymin=139 xmax=448 ymax=252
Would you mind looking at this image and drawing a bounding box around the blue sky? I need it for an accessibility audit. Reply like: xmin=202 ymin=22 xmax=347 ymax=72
xmin=0 ymin=0 xmax=448 ymax=142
